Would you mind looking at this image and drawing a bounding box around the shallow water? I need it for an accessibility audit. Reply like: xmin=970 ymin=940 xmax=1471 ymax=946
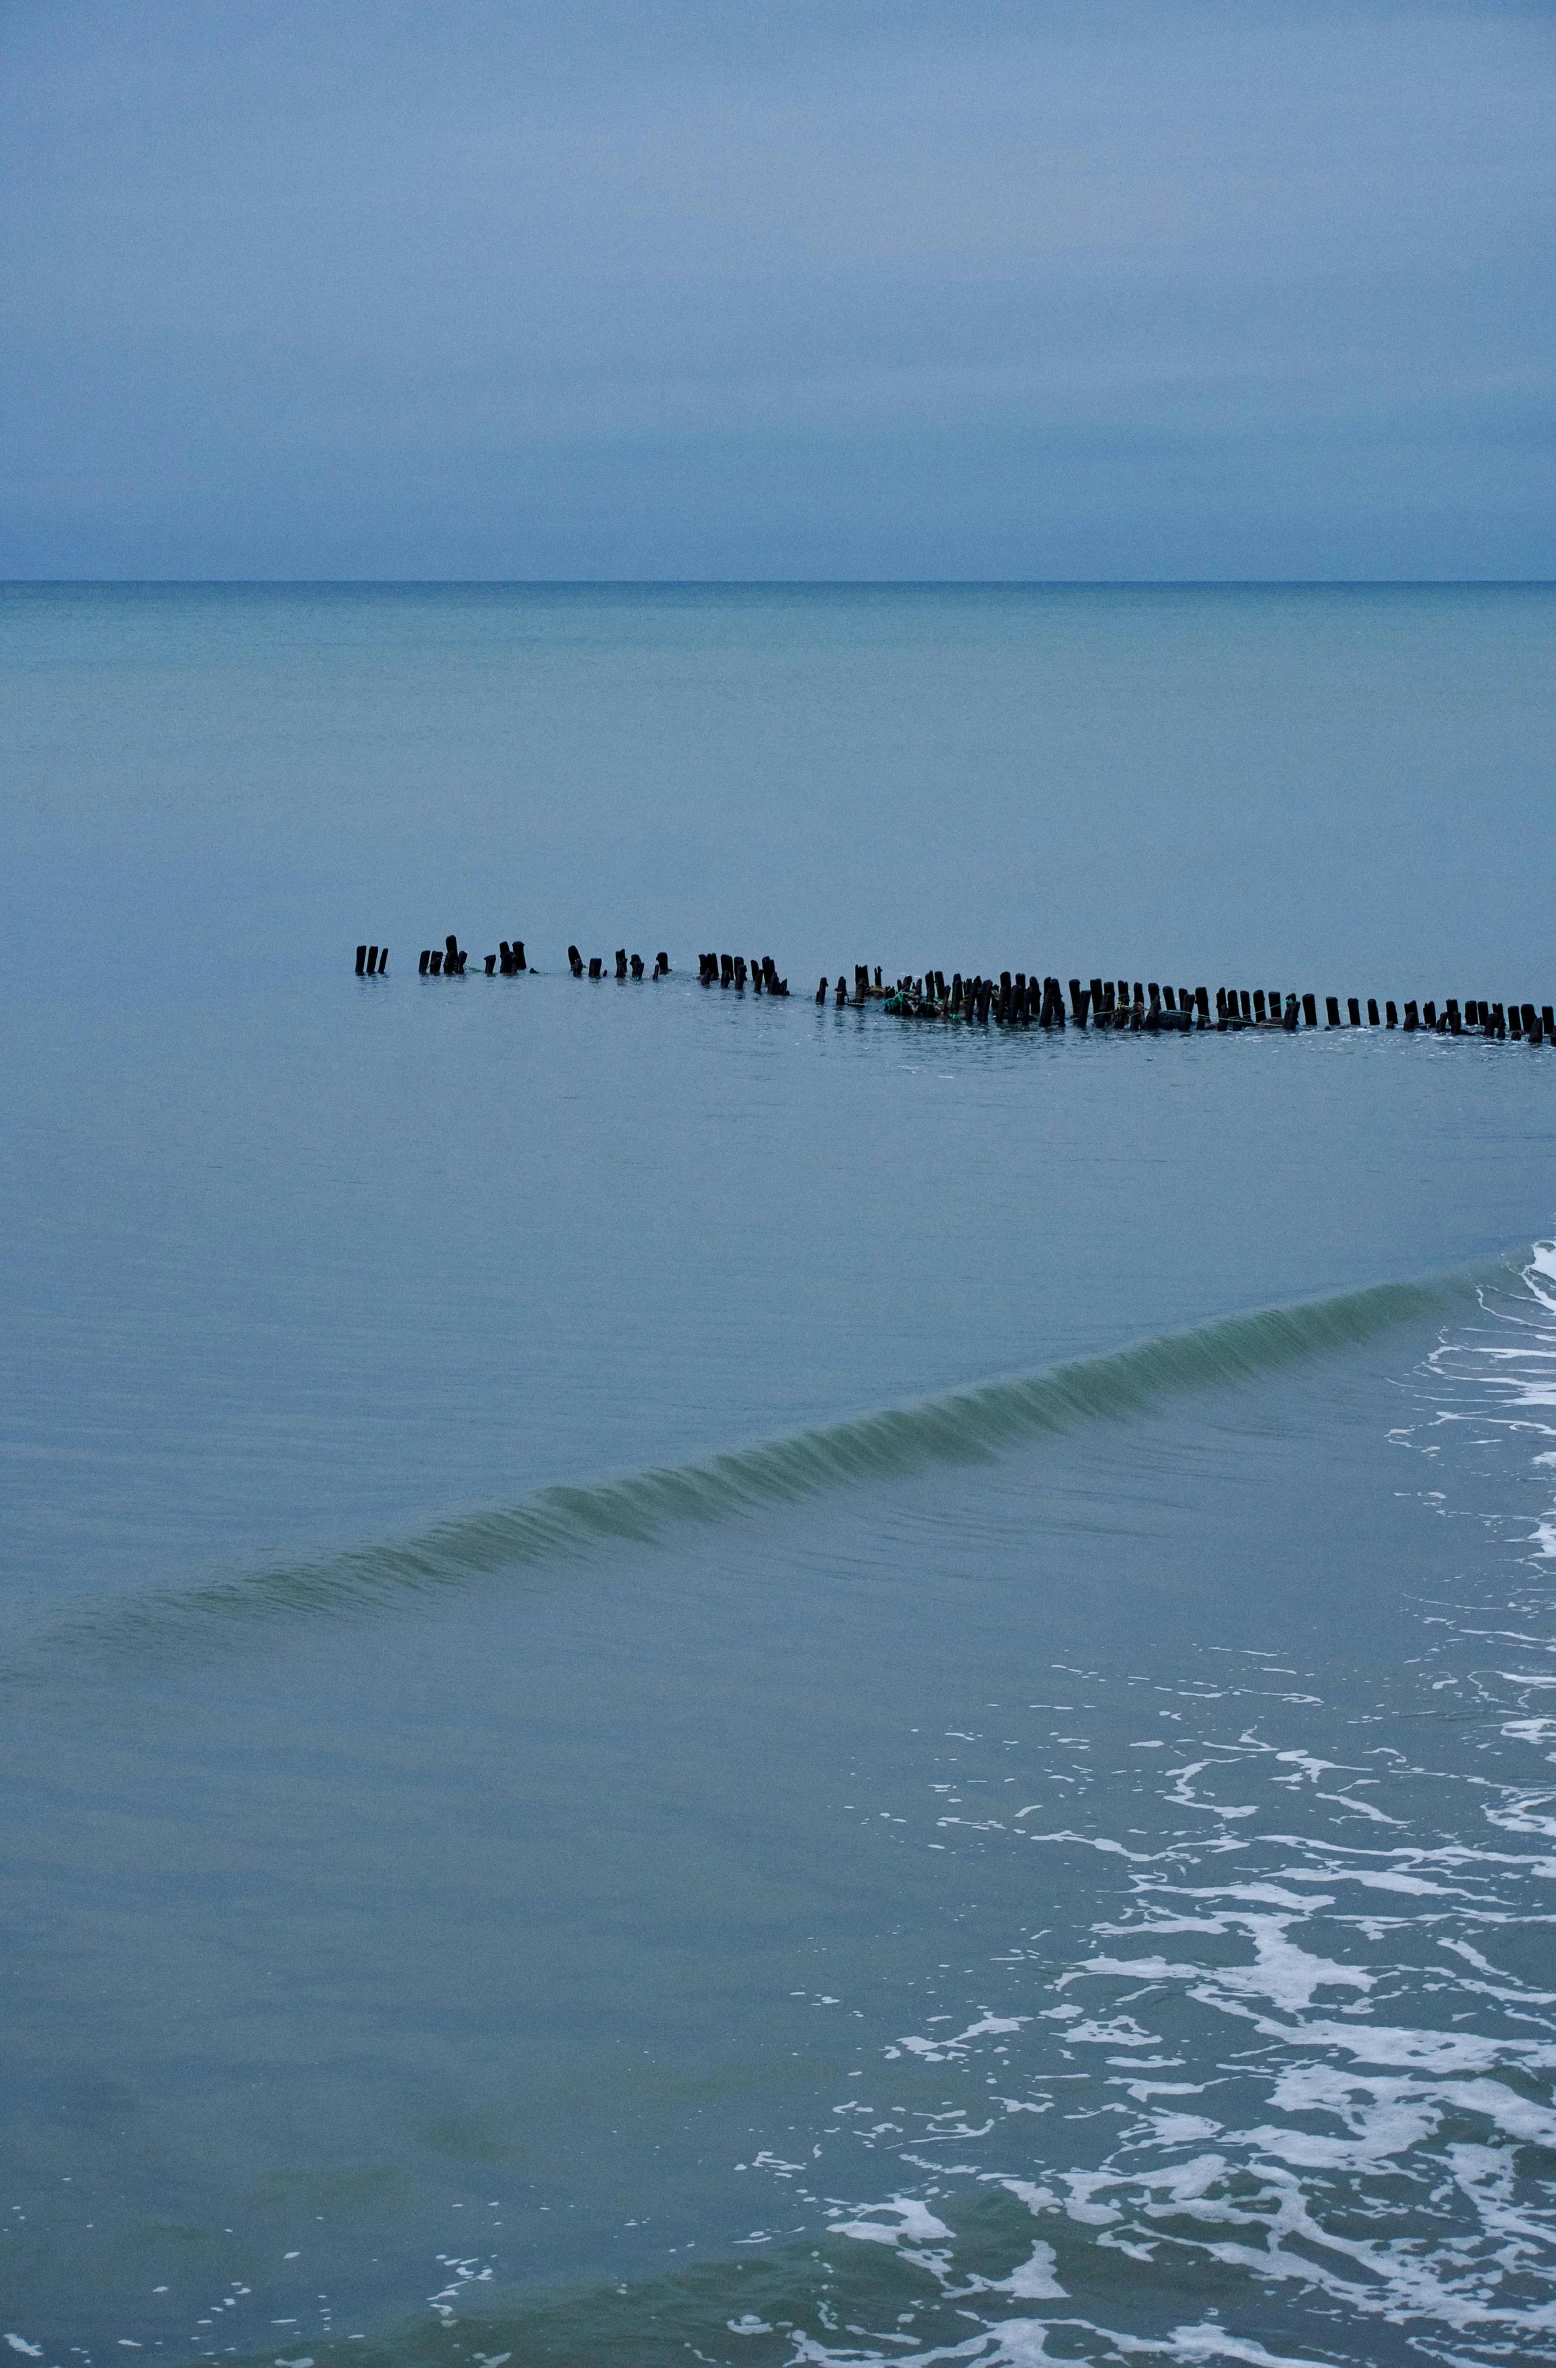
xmin=3 ymin=584 xmax=1556 ymax=2367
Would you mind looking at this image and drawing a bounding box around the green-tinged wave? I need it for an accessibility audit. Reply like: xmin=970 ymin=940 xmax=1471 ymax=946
xmin=6 ymin=1269 xmax=1476 ymax=1677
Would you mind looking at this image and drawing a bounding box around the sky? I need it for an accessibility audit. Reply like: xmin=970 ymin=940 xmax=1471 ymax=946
xmin=3 ymin=0 xmax=1553 ymax=580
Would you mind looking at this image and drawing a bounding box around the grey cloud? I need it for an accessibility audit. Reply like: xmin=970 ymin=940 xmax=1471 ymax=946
xmin=2 ymin=0 xmax=1551 ymax=575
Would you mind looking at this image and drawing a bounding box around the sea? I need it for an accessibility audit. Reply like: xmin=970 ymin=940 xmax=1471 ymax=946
xmin=3 ymin=581 xmax=1556 ymax=2368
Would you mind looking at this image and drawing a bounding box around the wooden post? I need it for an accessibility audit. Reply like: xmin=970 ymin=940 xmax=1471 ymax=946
xmin=484 ymin=954 xmax=496 ymax=975
xmin=615 ymin=949 xmax=628 ymax=979
xmin=419 ymin=949 xmax=430 ymax=975
xmin=1303 ymin=994 xmax=1317 ymax=1026
xmin=835 ymin=976 xmax=847 ymax=1006
xmin=429 ymin=950 xmax=443 ymax=974
xmin=355 ymin=945 xmax=367 ymax=974
xmin=589 ymin=956 xmax=603 ymax=979
xmin=734 ymin=956 xmax=747 ymax=988
xmin=365 ymin=946 xmax=378 ymax=974
xmin=1402 ymin=1001 xmax=1417 ymax=1030
xmin=1348 ymin=998 xmax=1361 ymax=1027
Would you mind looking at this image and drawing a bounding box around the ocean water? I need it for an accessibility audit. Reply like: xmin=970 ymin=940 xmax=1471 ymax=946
xmin=3 ymin=582 xmax=1556 ymax=2368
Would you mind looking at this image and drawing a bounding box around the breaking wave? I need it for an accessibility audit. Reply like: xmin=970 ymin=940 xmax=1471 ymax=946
xmin=6 ymin=1269 xmax=1475 ymax=1675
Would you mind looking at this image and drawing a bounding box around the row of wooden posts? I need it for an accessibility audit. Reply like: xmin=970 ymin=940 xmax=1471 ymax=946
xmin=822 ymin=968 xmax=1556 ymax=1042
xmin=698 ymin=953 xmax=791 ymax=994
xmin=357 ymin=939 xmax=674 ymax=977
xmin=571 ymin=946 xmax=671 ymax=980
xmin=356 ymin=944 xmax=1554 ymax=1042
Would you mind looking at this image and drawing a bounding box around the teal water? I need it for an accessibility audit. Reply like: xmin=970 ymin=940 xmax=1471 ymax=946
xmin=3 ymin=585 xmax=1556 ymax=2367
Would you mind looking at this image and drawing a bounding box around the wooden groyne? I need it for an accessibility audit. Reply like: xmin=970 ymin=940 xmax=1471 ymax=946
xmin=358 ymin=945 xmax=1552 ymax=1042
xmin=817 ymin=969 xmax=1556 ymax=1041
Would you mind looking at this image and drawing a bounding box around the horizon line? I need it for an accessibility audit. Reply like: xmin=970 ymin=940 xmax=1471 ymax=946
xmin=3 ymin=575 xmax=1554 ymax=592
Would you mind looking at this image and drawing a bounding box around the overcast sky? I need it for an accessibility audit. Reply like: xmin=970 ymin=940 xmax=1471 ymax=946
xmin=3 ymin=0 xmax=1552 ymax=578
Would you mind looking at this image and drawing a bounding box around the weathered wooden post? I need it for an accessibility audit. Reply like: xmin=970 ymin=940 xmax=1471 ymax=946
xmin=355 ymin=945 xmax=367 ymax=974
xmin=429 ymin=949 xmax=444 ymax=974
xmin=484 ymin=954 xmax=496 ymax=975
xmin=569 ymin=945 xmax=584 ymax=976
xmin=615 ymin=949 xmax=628 ymax=979
xmin=589 ymin=956 xmax=603 ymax=979
xmin=734 ymin=956 xmax=747 ymax=989
xmin=419 ymin=949 xmax=431 ymax=975
xmin=1403 ymin=1001 xmax=1417 ymax=1030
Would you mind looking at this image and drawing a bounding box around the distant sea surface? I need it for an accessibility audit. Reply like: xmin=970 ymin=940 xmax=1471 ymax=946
xmin=4 ymin=583 xmax=1556 ymax=2368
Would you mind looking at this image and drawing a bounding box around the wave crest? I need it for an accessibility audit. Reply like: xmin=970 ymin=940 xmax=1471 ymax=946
xmin=14 ymin=1269 xmax=1472 ymax=1675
